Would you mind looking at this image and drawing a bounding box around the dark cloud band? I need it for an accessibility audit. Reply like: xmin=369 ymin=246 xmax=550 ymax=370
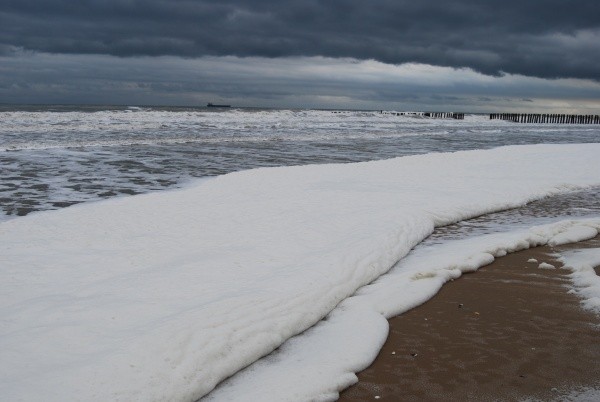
xmin=1 ymin=0 xmax=599 ymax=80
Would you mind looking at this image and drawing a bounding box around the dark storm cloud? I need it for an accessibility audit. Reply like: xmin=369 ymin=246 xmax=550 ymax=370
xmin=1 ymin=0 xmax=599 ymax=80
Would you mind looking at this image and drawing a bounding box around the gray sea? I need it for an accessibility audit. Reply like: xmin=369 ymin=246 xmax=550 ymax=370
xmin=1 ymin=105 xmax=599 ymax=230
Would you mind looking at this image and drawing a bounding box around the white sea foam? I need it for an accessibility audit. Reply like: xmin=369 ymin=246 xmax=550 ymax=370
xmin=550 ymin=387 xmax=600 ymax=402
xmin=205 ymin=218 xmax=600 ymax=401
xmin=538 ymin=262 xmax=556 ymax=269
xmin=1 ymin=144 xmax=600 ymax=401
xmin=559 ymin=247 xmax=600 ymax=315
xmin=523 ymin=386 xmax=600 ymax=402
xmin=548 ymin=224 xmax=598 ymax=246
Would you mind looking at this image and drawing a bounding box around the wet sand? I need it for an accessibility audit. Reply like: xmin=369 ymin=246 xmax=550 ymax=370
xmin=339 ymin=237 xmax=600 ymax=401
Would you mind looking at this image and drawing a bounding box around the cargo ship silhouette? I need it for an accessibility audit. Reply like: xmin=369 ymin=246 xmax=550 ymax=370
xmin=207 ymin=103 xmax=231 ymax=108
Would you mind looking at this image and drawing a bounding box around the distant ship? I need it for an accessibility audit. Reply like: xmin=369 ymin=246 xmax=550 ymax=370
xmin=207 ymin=103 xmax=231 ymax=108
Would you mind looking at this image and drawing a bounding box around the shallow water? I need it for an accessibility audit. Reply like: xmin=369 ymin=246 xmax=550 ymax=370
xmin=1 ymin=106 xmax=599 ymax=219
xmin=426 ymin=187 xmax=600 ymax=245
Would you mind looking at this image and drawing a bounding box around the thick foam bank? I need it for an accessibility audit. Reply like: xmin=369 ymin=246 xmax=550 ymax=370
xmin=205 ymin=219 xmax=600 ymax=401
xmin=2 ymin=144 xmax=600 ymax=401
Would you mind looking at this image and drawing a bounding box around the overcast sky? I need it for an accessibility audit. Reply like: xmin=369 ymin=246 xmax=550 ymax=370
xmin=1 ymin=0 xmax=600 ymax=111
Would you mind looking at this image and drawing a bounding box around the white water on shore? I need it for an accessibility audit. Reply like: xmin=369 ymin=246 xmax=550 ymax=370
xmin=559 ymin=247 xmax=600 ymax=315
xmin=2 ymin=144 xmax=600 ymax=401
xmin=205 ymin=218 xmax=600 ymax=402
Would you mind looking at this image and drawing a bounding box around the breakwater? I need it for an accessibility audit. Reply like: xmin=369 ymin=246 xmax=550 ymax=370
xmin=490 ymin=113 xmax=600 ymax=124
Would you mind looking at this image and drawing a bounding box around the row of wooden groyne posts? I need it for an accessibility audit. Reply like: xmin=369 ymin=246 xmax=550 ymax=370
xmin=490 ymin=113 xmax=600 ymax=124
xmin=380 ymin=111 xmax=599 ymax=124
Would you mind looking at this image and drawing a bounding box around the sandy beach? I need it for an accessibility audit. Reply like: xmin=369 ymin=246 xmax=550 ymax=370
xmin=340 ymin=237 xmax=600 ymax=401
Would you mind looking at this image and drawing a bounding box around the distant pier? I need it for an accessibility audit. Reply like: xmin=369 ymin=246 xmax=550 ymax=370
xmin=490 ymin=113 xmax=600 ymax=124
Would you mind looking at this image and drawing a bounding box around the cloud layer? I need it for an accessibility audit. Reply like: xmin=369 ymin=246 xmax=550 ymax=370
xmin=2 ymin=52 xmax=600 ymax=112
xmin=2 ymin=0 xmax=600 ymax=80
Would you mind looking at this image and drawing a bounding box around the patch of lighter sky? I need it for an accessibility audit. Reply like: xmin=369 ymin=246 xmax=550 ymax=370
xmin=3 ymin=52 xmax=600 ymax=111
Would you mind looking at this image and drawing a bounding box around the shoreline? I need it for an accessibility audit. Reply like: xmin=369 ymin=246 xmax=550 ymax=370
xmin=339 ymin=237 xmax=600 ymax=401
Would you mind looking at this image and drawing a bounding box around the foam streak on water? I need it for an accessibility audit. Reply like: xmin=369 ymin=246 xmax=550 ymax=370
xmin=1 ymin=106 xmax=599 ymax=219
